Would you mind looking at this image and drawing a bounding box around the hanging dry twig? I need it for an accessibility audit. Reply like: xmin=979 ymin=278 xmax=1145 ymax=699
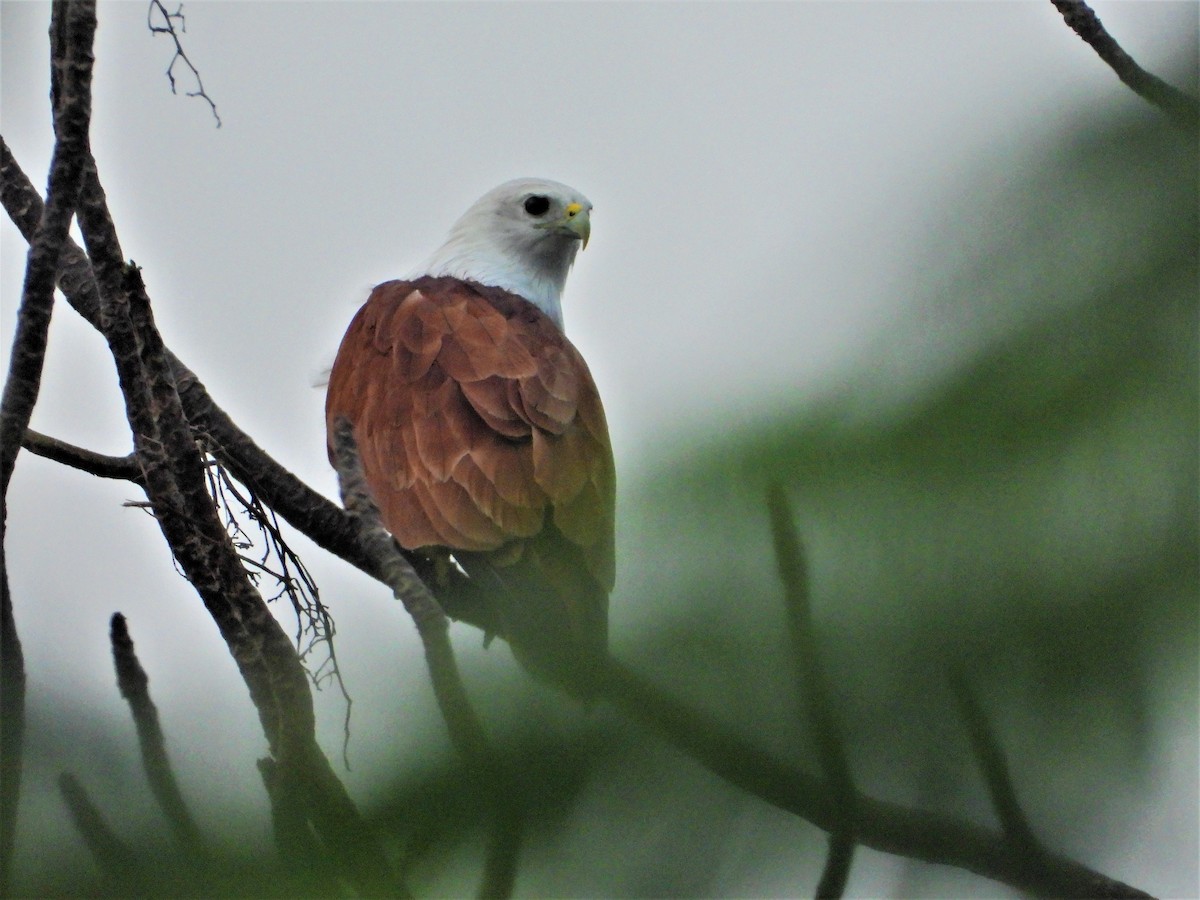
xmin=201 ymin=446 xmax=356 ymax=767
xmin=146 ymin=0 xmax=221 ymax=127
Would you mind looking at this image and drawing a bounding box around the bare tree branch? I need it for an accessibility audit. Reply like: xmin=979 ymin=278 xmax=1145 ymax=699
xmin=20 ymin=428 xmax=142 ymax=483
xmin=58 ymin=772 xmax=140 ymax=881
xmin=0 ymin=0 xmax=95 ymax=499
xmin=0 ymin=4 xmax=97 ymax=892
xmin=768 ymin=485 xmax=858 ymax=899
xmin=331 ymin=418 xmax=475 ymax=727
xmin=331 ymin=418 xmax=521 ymax=899
xmin=596 ymin=658 xmax=1152 ymax=899
xmin=110 ymin=613 xmax=207 ymax=856
xmin=146 ymin=0 xmax=220 ymax=127
xmin=1 ymin=137 xmax=497 ymax=631
xmin=1051 ymin=0 xmax=1199 ymax=130
xmin=0 ymin=555 xmax=23 ymax=898
xmin=950 ymin=670 xmax=1046 ymax=862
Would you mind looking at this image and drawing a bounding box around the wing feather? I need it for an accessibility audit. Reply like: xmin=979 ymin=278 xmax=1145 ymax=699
xmin=325 ymin=277 xmax=614 ymax=590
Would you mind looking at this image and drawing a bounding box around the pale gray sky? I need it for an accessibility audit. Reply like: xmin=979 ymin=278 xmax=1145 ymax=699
xmin=1 ymin=2 xmax=1194 ymax=895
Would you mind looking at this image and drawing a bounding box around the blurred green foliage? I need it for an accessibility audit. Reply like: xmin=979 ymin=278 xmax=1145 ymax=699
xmin=606 ymin=109 xmax=1198 ymax=891
xmin=9 ymin=104 xmax=1197 ymax=898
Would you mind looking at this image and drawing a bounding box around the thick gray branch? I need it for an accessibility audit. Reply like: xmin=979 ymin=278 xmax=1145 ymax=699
xmin=21 ymin=428 xmax=141 ymax=483
xmin=0 ymin=0 xmax=96 ymax=500
xmin=0 ymin=4 xmax=97 ymax=893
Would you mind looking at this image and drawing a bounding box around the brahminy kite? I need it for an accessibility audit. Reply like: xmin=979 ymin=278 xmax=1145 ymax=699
xmin=325 ymin=178 xmax=614 ymax=691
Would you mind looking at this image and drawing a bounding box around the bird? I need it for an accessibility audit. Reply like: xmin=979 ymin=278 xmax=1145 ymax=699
xmin=325 ymin=178 xmax=614 ymax=694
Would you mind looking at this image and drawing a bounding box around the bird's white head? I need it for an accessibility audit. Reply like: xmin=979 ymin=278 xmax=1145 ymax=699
xmin=419 ymin=178 xmax=592 ymax=330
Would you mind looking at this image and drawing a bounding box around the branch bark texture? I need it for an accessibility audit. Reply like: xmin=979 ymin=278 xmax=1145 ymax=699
xmin=0 ymin=3 xmax=97 ymax=893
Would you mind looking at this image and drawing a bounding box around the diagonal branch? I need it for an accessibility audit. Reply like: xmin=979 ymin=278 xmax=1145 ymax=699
xmin=596 ymin=658 xmax=1152 ymax=899
xmin=950 ymin=670 xmax=1045 ymax=861
xmin=58 ymin=772 xmax=140 ymax=882
xmin=1 ymin=136 xmax=494 ymax=632
xmin=331 ymin=419 xmax=521 ymax=899
xmin=768 ymin=485 xmax=858 ymax=899
xmin=110 ymin=613 xmax=207 ymax=856
xmin=0 ymin=0 xmax=96 ymax=500
xmin=1051 ymin=0 xmax=1199 ymax=130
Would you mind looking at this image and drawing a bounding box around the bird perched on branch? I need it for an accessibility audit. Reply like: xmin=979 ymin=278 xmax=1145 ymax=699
xmin=325 ymin=178 xmax=614 ymax=693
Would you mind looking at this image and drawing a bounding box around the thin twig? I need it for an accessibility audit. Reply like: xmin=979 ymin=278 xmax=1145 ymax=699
xmin=331 ymin=419 xmax=488 ymax=757
xmin=949 ymin=669 xmax=1045 ymax=861
xmin=1051 ymin=0 xmax=1199 ymax=130
xmin=203 ymin=448 xmax=354 ymax=768
xmin=146 ymin=0 xmax=221 ymax=127
xmin=110 ymin=613 xmax=207 ymax=856
xmin=767 ymin=485 xmax=858 ymax=899
xmin=20 ymin=428 xmax=142 ymax=483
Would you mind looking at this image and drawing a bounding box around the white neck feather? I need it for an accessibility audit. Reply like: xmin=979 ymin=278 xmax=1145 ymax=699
xmin=418 ymin=231 xmax=577 ymax=331
xmin=409 ymin=178 xmax=591 ymax=331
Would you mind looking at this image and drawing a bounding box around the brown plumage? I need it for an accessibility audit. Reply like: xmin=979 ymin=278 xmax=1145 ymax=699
xmin=326 ymin=275 xmax=614 ymax=687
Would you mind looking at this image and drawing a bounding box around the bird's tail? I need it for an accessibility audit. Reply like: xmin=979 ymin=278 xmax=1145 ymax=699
xmin=456 ymin=529 xmax=608 ymax=699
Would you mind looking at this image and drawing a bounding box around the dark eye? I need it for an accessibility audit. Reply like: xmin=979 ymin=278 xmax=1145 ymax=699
xmin=523 ymin=195 xmax=551 ymax=216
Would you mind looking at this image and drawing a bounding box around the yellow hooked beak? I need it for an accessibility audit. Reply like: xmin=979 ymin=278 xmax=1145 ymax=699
xmin=543 ymin=201 xmax=591 ymax=249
